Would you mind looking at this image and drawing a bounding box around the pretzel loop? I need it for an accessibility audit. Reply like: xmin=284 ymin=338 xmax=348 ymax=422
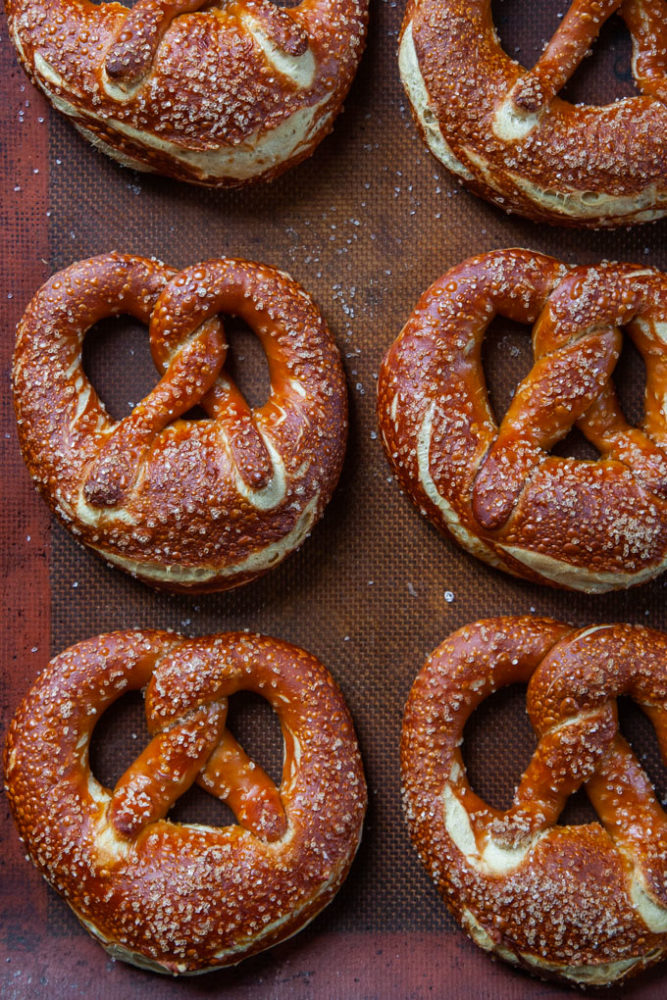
xmin=4 ymin=631 xmax=366 ymax=974
xmin=7 ymin=0 xmax=368 ymax=185
xmin=399 ymin=0 xmax=667 ymax=225
xmin=13 ymin=253 xmax=347 ymax=592
xmin=401 ymin=617 xmax=667 ymax=986
xmin=378 ymin=249 xmax=667 ymax=592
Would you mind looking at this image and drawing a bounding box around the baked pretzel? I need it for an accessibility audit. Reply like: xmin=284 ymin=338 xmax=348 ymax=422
xmin=4 ymin=630 xmax=367 ymax=974
xmin=13 ymin=252 xmax=347 ymax=591
xmin=377 ymin=248 xmax=667 ymax=593
xmin=6 ymin=0 xmax=368 ymax=186
xmin=402 ymin=616 xmax=667 ymax=986
xmin=399 ymin=0 xmax=667 ymax=227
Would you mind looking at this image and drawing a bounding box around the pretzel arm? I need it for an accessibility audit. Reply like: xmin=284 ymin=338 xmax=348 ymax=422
xmin=621 ymin=0 xmax=667 ymax=102
xmin=198 ymin=729 xmax=287 ymax=842
xmin=486 ymin=705 xmax=617 ymax=847
xmin=108 ymin=703 xmax=226 ymax=839
xmin=202 ymin=378 xmax=274 ymax=491
xmin=577 ymin=389 xmax=667 ymax=496
xmin=241 ymin=0 xmax=309 ymax=56
xmin=511 ymin=0 xmax=623 ymax=112
xmin=83 ymin=319 xmax=224 ymax=507
xmin=586 ymin=732 xmax=667 ymax=907
xmin=105 ymin=0 xmax=208 ymax=87
xmin=472 ymin=327 xmax=621 ymax=529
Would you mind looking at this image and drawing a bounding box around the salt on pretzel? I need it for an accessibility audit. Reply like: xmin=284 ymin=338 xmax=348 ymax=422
xmin=6 ymin=0 xmax=368 ymax=185
xmin=399 ymin=0 xmax=667 ymax=226
xmin=13 ymin=252 xmax=347 ymax=591
xmin=401 ymin=616 xmax=667 ymax=986
xmin=4 ymin=630 xmax=367 ymax=974
xmin=377 ymin=248 xmax=667 ymax=593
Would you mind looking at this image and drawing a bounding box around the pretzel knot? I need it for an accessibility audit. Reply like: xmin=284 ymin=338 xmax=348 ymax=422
xmin=13 ymin=253 xmax=347 ymax=592
xmin=401 ymin=616 xmax=667 ymax=986
xmin=6 ymin=0 xmax=368 ymax=185
xmin=399 ymin=0 xmax=667 ymax=226
xmin=4 ymin=630 xmax=367 ymax=975
xmin=377 ymin=248 xmax=667 ymax=593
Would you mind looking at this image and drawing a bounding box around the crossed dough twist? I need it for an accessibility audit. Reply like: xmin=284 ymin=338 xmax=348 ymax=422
xmin=4 ymin=630 xmax=367 ymax=974
xmin=13 ymin=252 xmax=347 ymax=591
xmin=377 ymin=248 xmax=667 ymax=593
xmin=7 ymin=0 xmax=368 ymax=185
xmin=401 ymin=616 xmax=667 ymax=986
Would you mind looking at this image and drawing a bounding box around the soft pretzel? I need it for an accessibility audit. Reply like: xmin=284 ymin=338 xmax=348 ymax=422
xmin=13 ymin=252 xmax=347 ymax=591
xmin=4 ymin=630 xmax=367 ymax=974
xmin=399 ymin=0 xmax=667 ymax=227
xmin=401 ymin=616 xmax=667 ymax=986
xmin=6 ymin=0 xmax=368 ymax=185
xmin=377 ymin=248 xmax=667 ymax=593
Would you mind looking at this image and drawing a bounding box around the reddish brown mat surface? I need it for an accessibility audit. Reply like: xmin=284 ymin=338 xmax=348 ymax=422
xmin=1 ymin=2 xmax=666 ymax=997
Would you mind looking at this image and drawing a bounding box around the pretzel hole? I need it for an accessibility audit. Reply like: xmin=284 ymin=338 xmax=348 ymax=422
xmin=226 ymin=690 xmax=284 ymax=787
xmin=550 ymin=426 xmax=601 ymax=462
xmin=481 ymin=316 xmax=533 ymax=425
xmin=463 ymin=683 xmax=536 ymax=811
xmin=222 ymin=317 xmax=272 ymax=410
xmin=611 ymin=334 xmax=646 ymax=428
xmin=492 ymin=1 xmax=637 ymax=105
xmin=617 ymin=696 xmax=667 ymax=806
xmin=89 ymin=689 xmax=151 ymax=790
xmin=168 ymin=782 xmax=237 ymax=827
xmin=82 ymin=315 xmax=156 ymax=421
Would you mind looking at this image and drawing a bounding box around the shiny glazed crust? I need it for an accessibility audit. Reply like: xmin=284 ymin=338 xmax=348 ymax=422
xmin=12 ymin=253 xmax=348 ymax=592
xmin=4 ymin=630 xmax=367 ymax=974
xmin=399 ymin=0 xmax=667 ymax=227
xmin=6 ymin=0 xmax=368 ymax=185
xmin=401 ymin=616 xmax=667 ymax=986
xmin=377 ymin=248 xmax=667 ymax=593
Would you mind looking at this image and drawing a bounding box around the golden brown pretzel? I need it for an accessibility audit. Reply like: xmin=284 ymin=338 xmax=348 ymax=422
xmin=377 ymin=248 xmax=667 ymax=592
xmin=399 ymin=0 xmax=667 ymax=226
xmin=6 ymin=0 xmax=368 ymax=185
xmin=401 ymin=616 xmax=667 ymax=986
xmin=4 ymin=630 xmax=367 ymax=974
xmin=13 ymin=252 xmax=347 ymax=591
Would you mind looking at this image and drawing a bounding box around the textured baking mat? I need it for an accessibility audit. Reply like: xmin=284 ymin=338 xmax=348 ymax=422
xmin=2 ymin=1 xmax=666 ymax=997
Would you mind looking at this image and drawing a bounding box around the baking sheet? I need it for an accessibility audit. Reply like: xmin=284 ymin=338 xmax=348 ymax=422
xmin=1 ymin=2 xmax=666 ymax=996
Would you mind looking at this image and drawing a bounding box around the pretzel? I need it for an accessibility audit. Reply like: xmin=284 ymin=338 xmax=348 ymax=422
xmin=377 ymin=248 xmax=667 ymax=593
xmin=12 ymin=252 xmax=347 ymax=591
xmin=401 ymin=616 xmax=667 ymax=986
xmin=399 ymin=0 xmax=667 ymax=227
xmin=4 ymin=630 xmax=367 ymax=974
xmin=6 ymin=0 xmax=368 ymax=186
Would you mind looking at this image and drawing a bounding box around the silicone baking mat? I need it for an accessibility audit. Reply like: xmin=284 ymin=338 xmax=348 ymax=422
xmin=1 ymin=2 xmax=666 ymax=997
